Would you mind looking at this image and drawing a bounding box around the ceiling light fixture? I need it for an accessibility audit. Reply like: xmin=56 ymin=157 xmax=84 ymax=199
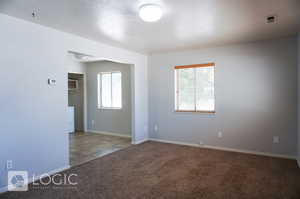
xmin=139 ymin=4 xmax=162 ymax=22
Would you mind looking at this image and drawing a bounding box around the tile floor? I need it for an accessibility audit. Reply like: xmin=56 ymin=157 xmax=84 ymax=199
xmin=69 ymin=132 xmax=131 ymax=166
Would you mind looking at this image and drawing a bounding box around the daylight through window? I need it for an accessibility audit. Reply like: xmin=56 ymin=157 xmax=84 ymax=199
xmin=98 ymin=71 xmax=122 ymax=109
xmin=175 ymin=63 xmax=215 ymax=112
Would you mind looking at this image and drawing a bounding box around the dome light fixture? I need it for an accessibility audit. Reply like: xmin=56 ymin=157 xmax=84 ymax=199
xmin=139 ymin=4 xmax=162 ymax=22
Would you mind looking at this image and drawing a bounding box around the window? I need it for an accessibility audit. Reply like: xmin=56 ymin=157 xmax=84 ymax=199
xmin=175 ymin=63 xmax=215 ymax=113
xmin=98 ymin=72 xmax=122 ymax=109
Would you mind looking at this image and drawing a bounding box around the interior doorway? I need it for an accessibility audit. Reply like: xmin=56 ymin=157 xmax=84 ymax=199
xmin=67 ymin=60 xmax=133 ymax=166
xmin=68 ymin=73 xmax=84 ymax=133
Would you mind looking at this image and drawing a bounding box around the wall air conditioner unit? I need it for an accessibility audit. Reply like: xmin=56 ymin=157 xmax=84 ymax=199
xmin=68 ymin=79 xmax=78 ymax=91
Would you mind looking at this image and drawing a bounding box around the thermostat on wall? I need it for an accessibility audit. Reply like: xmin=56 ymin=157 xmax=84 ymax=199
xmin=48 ymin=78 xmax=56 ymax=85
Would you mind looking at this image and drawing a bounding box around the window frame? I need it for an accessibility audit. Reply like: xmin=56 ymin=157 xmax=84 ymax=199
xmin=97 ymin=71 xmax=122 ymax=110
xmin=174 ymin=63 xmax=215 ymax=113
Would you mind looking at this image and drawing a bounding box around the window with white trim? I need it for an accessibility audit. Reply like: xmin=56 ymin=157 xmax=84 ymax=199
xmin=98 ymin=71 xmax=122 ymax=109
xmin=175 ymin=63 xmax=215 ymax=113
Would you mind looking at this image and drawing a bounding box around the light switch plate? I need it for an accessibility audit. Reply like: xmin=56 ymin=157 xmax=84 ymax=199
xmin=154 ymin=125 xmax=158 ymax=132
xmin=218 ymin=131 xmax=223 ymax=138
xmin=273 ymin=136 xmax=279 ymax=144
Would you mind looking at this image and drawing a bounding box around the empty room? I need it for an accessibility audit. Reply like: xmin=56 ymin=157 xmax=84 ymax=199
xmin=0 ymin=0 xmax=300 ymax=199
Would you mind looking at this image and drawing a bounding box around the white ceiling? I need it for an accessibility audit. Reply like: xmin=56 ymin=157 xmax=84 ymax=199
xmin=0 ymin=0 xmax=299 ymax=54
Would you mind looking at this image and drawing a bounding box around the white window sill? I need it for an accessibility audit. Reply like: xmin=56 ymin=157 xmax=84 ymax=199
xmin=98 ymin=107 xmax=122 ymax=110
xmin=174 ymin=110 xmax=216 ymax=114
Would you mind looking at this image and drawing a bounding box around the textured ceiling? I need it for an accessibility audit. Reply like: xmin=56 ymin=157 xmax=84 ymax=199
xmin=0 ymin=0 xmax=299 ymax=54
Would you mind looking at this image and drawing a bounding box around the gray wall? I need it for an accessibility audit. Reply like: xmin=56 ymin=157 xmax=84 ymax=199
xmin=148 ymin=37 xmax=298 ymax=157
xmin=68 ymin=73 xmax=84 ymax=131
xmin=0 ymin=13 xmax=147 ymax=190
xmin=86 ymin=61 xmax=132 ymax=136
xmin=298 ymin=33 xmax=300 ymax=162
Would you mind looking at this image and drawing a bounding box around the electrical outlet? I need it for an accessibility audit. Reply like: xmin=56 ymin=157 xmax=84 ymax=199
xmin=273 ymin=136 xmax=279 ymax=144
xmin=154 ymin=124 xmax=158 ymax=132
xmin=7 ymin=160 xmax=12 ymax=170
xmin=91 ymin=120 xmax=95 ymax=126
xmin=218 ymin=131 xmax=223 ymax=138
xmin=199 ymin=141 xmax=204 ymax=146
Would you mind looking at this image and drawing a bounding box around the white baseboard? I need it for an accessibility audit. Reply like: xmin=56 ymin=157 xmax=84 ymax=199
xmin=87 ymin=130 xmax=131 ymax=138
xmin=0 ymin=165 xmax=70 ymax=194
xmin=132 ymin=138 xmax=148 ymax=145
xmin=0 ymin=186 xmax=7 ymax=193
xmin=149 ymin=138 xmax=296 ymax=160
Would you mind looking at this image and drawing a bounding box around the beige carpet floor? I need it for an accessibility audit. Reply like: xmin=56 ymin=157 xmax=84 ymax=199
xmin=1 ymin=141 xmax=300 ymax=199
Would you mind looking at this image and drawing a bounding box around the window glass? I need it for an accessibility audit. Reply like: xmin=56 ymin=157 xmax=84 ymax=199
xmin=98 ymin=72 xmax=122 ymax=109
xmin=175 ymin=64 xmax=215 ymax=112
xmin=112 ymin=72 xmax=122 ymax=108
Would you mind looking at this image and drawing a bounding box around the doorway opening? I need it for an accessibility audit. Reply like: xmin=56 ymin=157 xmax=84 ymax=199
xmin=67 ymin=59 xmax=133 ymax=166
xmin=68 ymin=73 xmax=84 ymax=133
